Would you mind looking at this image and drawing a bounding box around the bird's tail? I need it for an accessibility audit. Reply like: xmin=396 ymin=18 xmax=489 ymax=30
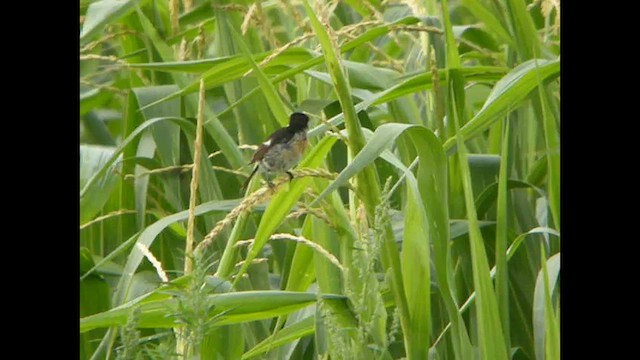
xmin=241 ymin=164 xmax=260 ymax=191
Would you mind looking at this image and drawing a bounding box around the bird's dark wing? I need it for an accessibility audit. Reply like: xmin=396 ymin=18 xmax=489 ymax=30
xmin=269 ymin=127 xmax=296 ymax=145
xmin=249 ymin=127 xmax=294 ymax=164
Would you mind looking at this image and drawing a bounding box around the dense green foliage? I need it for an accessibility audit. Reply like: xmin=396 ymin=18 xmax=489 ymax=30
xmin=80 ymin=0 xmax=560 ymax=359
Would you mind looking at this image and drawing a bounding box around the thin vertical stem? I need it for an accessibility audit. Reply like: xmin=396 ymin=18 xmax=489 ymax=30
xmin=184 ymin=79 xmax=206 ymax=274
xmin=169 ymin=0 xmax=180 ymax=36
xmin=183 ymin=0 xmax=193 ymax=13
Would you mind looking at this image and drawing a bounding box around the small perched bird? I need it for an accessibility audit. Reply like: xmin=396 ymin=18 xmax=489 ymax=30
xmin=242 ymin=112 xmax=310 ymax=189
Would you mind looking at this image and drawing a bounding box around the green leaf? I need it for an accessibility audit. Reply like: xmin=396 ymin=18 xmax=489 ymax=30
xmin=138 ymin=16 xmax=422 ymax=110
xmin=508 ymin=227 xmax=560 ymax=262
xmin=80 ymin=144 xmax=119 ymax=224
xmin=80 ymin=248 xmax=111 ymax=358
xmin=533 ymin=252 xmax=560 ymax=360
xmin=504 ymin=0 xmax=545 ymax=60
xmin=443 ymin=58 xmax=560 ymax=153
xmin=130 ymin=85 xmax=183 ymax=226
xmin=311 ymin=123 xmax=454 ymax=358
xmin=449 ymin=45 xmax=509 ymax=359
xmin=441 ymin=0 xmax=461 ymax=69
xmin=228 ymin=23 xmax=290 ymax=125
xmin=129 ymin=47 xmax=315 ymax=74
xmin=494 ymin=120 xmax=511 ymax=349
xmin=80 ymin=233 xmax=139 ymax=281
xmin=535 ymin=66 xmax=560 ymax=230
xmin=80 ymin=89 xmax=112 ymax=117
xmin=401 ymin=162 xmax=431 ymax=359
xmin=305 ymin=66 xmax=508 ymax=140
xmin=81 ymin=0 xmax=145 ymax=44
xmin=242 ymin=315 xmax=315 ymax=359
xmin=475 ymin=179 xmax=544 ymax=218
xmin=80 ymin=117 xmax=187 ymax=199
xmin=201 ymin=324 xmax=244 ymax=360
xmin=81 ymin=111 xmax=117 ymax=146
xmin=81 ymin=290 xmax=340 ymax=333
xmin=460 ymin=0 xmax=512 ymax=45
xmin=342 ymin=60 xmax=399 ymax=90
xmin=134 ymin=8 xmax=245 ymax=170
xmin=112 ymin=197 xmax=260 ymax=306
xmin=178 ymin=1 xmax=214 ymax=28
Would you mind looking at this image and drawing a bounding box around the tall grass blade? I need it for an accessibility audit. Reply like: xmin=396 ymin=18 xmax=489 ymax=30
xmin=452 ymin=115 xmax=509 ymax=360
xmin=533 ymin=252 xmax=560 ymax=360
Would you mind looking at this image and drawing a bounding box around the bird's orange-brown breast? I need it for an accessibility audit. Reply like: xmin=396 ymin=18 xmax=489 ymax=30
xmin=292 ymin=132 xmax=308 ymax=155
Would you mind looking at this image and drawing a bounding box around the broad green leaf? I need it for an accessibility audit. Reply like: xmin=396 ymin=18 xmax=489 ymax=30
xmin=283 ymin=218 xmax=316 ymax=293
xmin=342 ymin=60 xmax=399 ymax=90
xmin=270 ymin=219 xmax=318 ymax=353
xmin=495 ymin=120 xmax=511 ymax=349
xmin=228 ymin=23 xmax=290 ymax=125
xmin=311 ymin=124 xmax=422 ymax=207
xmin=81 ymin=290 xmax=341 ymax=332
xmin=311 ymin=214 xmax=343 ymax=293
xmin=138 ymin=16 xmax=422 ymax=111
xmin=80 ymin=232 xmax=139 ymax=281
xmin=306 ymin=66 xmax=508 ymax=140
xmin=475 ymin=179 xmax=544 ymax=218
xmin=533 ymin=252 xmax=560 ymax=360
xmin=129 ymin=47 xmax=315 ymax=74
xmin=311 ymin=123 xmax=455 ymax=358
xmin=242 ymin=315 xmax=315 ymax=359
xmin=80 ymin=248 xmax=111 ymax=359
xmin=504 ymin=0 xmax=545 ymax=60
xmin=178 ymin=1 xmax=214 ymax=27
xmin=201 ymin=324 xmax=244 ymax=360
xmin=535 ymin=67 xmax=560 ymax=230
xmin=401 ymin=163 xmax=431 ymax=359
xmin=431 ymin=227 xmax=560 ymax=354
xmin=443 ymin=58 xmax=559 ymax=153
xmin=449 ymin=220 xmax=495 ymax=240
xmin=460 ymin=0 xmax=512 ymax=45
xmin=80 ymin=144 xmax=119 ymax=224
xmin=454 ymin=25 xmax=500 ymax=53
xmin=81 ymin=111 xmax=116 ymax=146
xmin=80 ymin=117 xmax=187 ymax=198
xmin=133 ymin=132 xmax=155 ymax=228
xmin=449 ymin=45 xmax=509 ymax=359
xmin=508 ymin=227 xmax=560 ymax=263
xmin=373 ymin=67 xmax=507 ymax=106
xmin=80 ymin=199 xmax=251 ymax=282
xmin=113 ymin=197 xmax=262 ymax=306
xmin=80 ymin=89 xmax=112 ymax=117
xmin=134 ymin=8 xmax=245 ymax=170
xmin=441 ymin=0 xmax=461 ymax=69
xmin=81 ymin=0 xmax=146 ymax=44
xmin=130 ymin=85 xmax=183 ymax=225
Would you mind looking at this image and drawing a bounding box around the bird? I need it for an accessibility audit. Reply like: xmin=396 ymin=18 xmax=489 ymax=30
xmin=242 ymin=112 xmax=310 ymax=190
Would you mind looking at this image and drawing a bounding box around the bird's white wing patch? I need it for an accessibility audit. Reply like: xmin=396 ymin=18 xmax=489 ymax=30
xmin=262 ymin=139 xmax=271 ymax=147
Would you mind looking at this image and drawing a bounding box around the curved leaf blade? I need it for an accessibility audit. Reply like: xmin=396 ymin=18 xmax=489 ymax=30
xmin=444 ymin=58 xmax=560 ymax=152
xmin=81 ymin=291 xmax=336 ymax=333
xmin=81 ymin=0 xmax=144 ymax=44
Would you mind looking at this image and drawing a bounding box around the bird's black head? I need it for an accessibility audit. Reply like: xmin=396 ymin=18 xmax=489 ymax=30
xmin=288 ymin=112 xmax=309 ymax=131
